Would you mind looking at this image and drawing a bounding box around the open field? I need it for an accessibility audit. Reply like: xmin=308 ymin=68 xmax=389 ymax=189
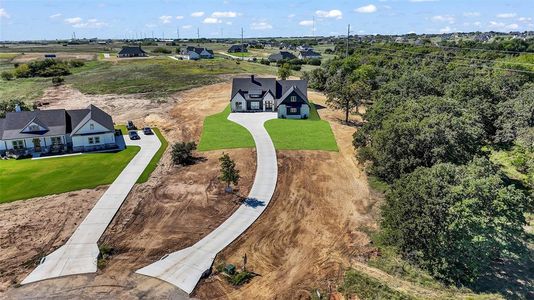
xmin=0 ymin=147 xmax=140 ymax=203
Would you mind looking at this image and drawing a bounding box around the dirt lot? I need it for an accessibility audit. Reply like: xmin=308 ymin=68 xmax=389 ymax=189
xmin=1 ymin=81 xmax=380 ymax=299
xmin=11 ymin=53 xmax=96 ymax=63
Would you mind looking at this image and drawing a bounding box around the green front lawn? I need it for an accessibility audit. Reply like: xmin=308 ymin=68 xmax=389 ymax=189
xmin=137 ymin=128 xmax=168 ymax=183
xmin=197 ymin=106 xmax=255 ymax=151
xmin=197 ymin=103 xmax=338 ymax=151
xmin=0 ymin=147 xmax=140 ymax=203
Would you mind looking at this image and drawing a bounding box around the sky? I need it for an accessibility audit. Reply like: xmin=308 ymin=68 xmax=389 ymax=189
xmin=0 ymin=0 xmax=533 ymax=41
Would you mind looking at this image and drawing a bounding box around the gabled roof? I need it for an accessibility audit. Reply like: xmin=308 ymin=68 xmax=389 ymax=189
xmin=228 ymin=44 xmax=247 ymax=51
xmin=231 ymin=76 xmax=277 ymax=99
xmin=276 ymin=80 xmax=308 ymax=99
xmin=268 ymin=51 xmax=296 ymax=61
xmin=277 ymin=85 xmax=309 ymax=108
xmin=118 ymin=46 xmax=147 ymax=55
xmin=299 ymin=49 xmax=321 ymax=57
xmin=23 ymin=116 xmax=49 ymax=132
xmin=70 ymin=104 xmax=114 ymax=135
xmin=1 ymin=109 xmax=67 ymax=139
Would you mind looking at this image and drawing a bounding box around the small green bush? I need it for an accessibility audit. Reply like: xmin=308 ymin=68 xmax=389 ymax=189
xmin=1 ymin=71 xmax=14 ymax=81
xmin=52 ymin=76 xmax=65 ymax=86
xmin=152 ymin=47 xmax=172 ymax=54
xmin=228 ymin=271 xmax=254 ymax=286
xmin=171 ymin=141 xmax=197 ymax=166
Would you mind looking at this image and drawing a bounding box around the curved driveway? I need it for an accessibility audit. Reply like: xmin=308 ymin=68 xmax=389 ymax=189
xmin=22 ymin=133 xmax=161 ymax=285
xmin=136 ymin=112 xmax=278 ymax=294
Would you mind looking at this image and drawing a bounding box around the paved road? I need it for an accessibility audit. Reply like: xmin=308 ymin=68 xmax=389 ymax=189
xmin=136 ymin=112 xmax=278 ymax=294
xmin=22 ymin=132 xmax=161 ymax=285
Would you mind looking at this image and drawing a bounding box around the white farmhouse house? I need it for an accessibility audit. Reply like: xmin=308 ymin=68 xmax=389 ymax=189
xmin=230 ymin=75 xmax=310 ymax=119
xmin=0 ymin=104 xmax=117 ymax=156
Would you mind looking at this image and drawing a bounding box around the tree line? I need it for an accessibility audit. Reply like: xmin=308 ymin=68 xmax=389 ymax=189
xmin=304 ymin=43 xmax=533 ymax=286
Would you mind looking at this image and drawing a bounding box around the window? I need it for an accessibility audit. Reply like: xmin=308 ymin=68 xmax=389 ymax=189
xmin=251 ymin=101 xmax=260 ymax=110
xmin=90 ymin=123 xmax=94 ymax=130
xmin=290 ymin=96 xmax=297 ymax=102
xmin=51 ymin=137 xmax=61 ymax=145
xmin=12 ymin=140 xmax=24 ymax=150
xmin=290 ymin=107 xmax=298 ymax=113
xmin=94 ymin=137 xmax=100 ymax=144
xmin=29 ymin=124 xmax=40 ymax=132
xmin=88 ymin=137 xmax=94 ymax=144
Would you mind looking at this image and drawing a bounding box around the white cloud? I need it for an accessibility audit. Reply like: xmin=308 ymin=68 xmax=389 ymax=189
xmin=0 ymin=8 xmax=9 ymax=19
xmin=440 ymin=26 xmax=452 ymax=33
xmin=355 ymin=4 xmax=377 ymax=14
xmin=288 ymin=14 xmax=295 ymax=18
xmin=463 ymin=12 xmax=480 ymax=17
xmin=299 ymin=20 xmax=314 ymax=26
xmin=64 ymin=17 xmax=82 ymax=24
xmin=431 ymin=15 xmax=455 ymax=24
xmin=175 ymin=15 xmax=184 ymax=20
xmin=315 ymin=9 xmax=342 ymax=19
xmin=159 ymin=15 xmax=173 ymax=24
xmin=64 ymin=17 xmax=107 ymax=28
xmin=519 ymin=17 xmax=532 ymax=23
xmin=410 ymin=0 xmax=438 ymax=2
xmin=203 ymin=17 xmax=221 ymax=24
xmin=49 ymin=13 xmax=62 ymax=19
xmin=251 ymin=21 xmax=272 ymax=30
xmin=212 ymin=11 xmax=239 ymax=18
xmin=497 ymin=13 xmax=517 ymax=18
xmin=489 ymin=21 xmax=520 ymax=31
xmin=191 ymin=11 xmax=205 ymax=17
xmin=182 ymin=25 xmax=192 ymax=29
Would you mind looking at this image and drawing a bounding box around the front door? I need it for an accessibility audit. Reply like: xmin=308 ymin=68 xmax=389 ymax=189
xmin=32 ymin=138 xmax=41 ymax=152
xmin=265 ymin=101 xmax=273 ymax=111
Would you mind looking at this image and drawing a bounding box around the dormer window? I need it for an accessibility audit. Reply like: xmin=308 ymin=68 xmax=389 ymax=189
xmin=290 ymin=96 xmax=297 ymax=102
xmin=90 ymin=124 xmax=94 ymax=130
xmin=29 ymin=124 xmax=39 ymax=132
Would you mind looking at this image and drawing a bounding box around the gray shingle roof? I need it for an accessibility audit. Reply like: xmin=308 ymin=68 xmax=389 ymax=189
xmin=0 ymin=105 xmax=114 ymax=140
xmin=268 ymin=51 xmax=296 ymax=62
xmin=118 ymin=46 xmax=147 ymax=56
xmin=230 ymin=76 xmax=308 ymax=103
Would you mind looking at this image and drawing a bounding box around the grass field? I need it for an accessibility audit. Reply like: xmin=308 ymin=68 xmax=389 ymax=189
xmin=198 ymin=103 xmax=338 ymax=151
xmin=0 ymin=147 xmax=140 ymax=203
xmin=137 ymin=128 xmax=168 ymax=183
xmin=197 ymin=105 xmax=255 ymax=151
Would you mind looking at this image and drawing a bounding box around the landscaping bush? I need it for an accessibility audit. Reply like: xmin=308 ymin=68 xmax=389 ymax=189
xmin=307 ymin=58 xmax=322 ymax=66
xmin=228 ymin=271 xmax=254 ymax=286
xmin=152 ymin=47 xmax=172 ymax=54
xmin=52 ymin=76 xmax=65 ymax=86
xmin=290 ymin=64 xmax=301 ymax=71
xmin=259 ymin=59 xmax=270 ymax=65
xmin=171 ymin=141 xmax=197 ymax=166
xmin=68 ymin=59 xmax=85 ymax=67
xmin=1 ymin=71 xmax=14 ymax=81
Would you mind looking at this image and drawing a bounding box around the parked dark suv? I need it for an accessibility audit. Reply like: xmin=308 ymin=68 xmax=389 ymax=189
xmin=126 ymin=120 xmax=136 ymax=130
xmin=128 ymin=130 xmax=140 ymax=140
xmin=143 ymin=127 xmax=153 ymax=135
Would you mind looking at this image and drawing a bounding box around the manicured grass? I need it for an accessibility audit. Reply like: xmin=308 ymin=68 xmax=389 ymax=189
xmin=198 ymin=103 xmax=338 ymax=151
xmin=197 ymin=106 xmax=255 ymax=151
xmin=0 ymin=147 xmax=140 ymax=203
xmin=137 ymin=128 xmax=168 ymax=183
xmin=264 ymin=103 xmax=338 ymax=151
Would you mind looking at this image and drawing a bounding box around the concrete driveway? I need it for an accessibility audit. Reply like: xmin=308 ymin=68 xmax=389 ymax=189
xmin=136 ymin=112 xmax=278 ymax=294
xmin=22 ymin=132 xmax=161 ymax=285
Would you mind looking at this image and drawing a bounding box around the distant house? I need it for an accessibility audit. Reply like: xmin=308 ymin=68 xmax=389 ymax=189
xmin=230 ymin=75 xmax=310 ymax=119
xmin=0 ymin=104 xmax=118 ymax=156
xmin=118 ymin=46 xmax=148 ymax=58
xmin=228 ymin=44 xmax=248 ymax=53
xmin=180 ymin=46 xmax=214 ymax=60
xmin=297 ymin=44 xmax=313 ymax=51
xmin=298 ymin=49 xmax=321 ymax=60
xmin=44 ymin=54 xmax=57 ymax=58
xmin=268 ymin=51 xmax=297 ymax=62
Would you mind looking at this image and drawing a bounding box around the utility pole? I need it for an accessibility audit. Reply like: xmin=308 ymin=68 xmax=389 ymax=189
xmin=177 ymin=27 xmax=180 ymax=40
xmin=197 ymin=27 xmax=200 ymax=45
xmin=312 ymin=16 xmax=315 ymax=38
xmin=346 ymin=24 xmax=350 ymax=58
xmin=241 ymin=27 xmax=244 ymax=61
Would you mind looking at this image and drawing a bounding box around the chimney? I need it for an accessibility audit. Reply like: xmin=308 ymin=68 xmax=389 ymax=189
xmin=250 ymin=74 xmax=254 ymax=81
xmin=15 ymin=104 xmax=21 ymax=112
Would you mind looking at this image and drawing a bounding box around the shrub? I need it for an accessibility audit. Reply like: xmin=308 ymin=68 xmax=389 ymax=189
xmin=171 ymin=141 xmax=197 ymax=166
xmin=1 ymin=71 xmax=14 ymax=81
xmin=290 ymin=64 xmax=301 ymax=71
xmin=52 ymin=76 xmax=65 ymax=86
xmin=14 ymin=64 xmax=30 ymax=78
xmin=259 ymin=59 xmax=270 ymax=65
xmin=152 ymin=47 xmax=172 ymax=54
xmin=228 ymin=271 xmax=254 ymax=286
xmin=69 ymin=59 xmax=85 ymax=67
xmin=307 ymin=58 xmax=322 ymax=66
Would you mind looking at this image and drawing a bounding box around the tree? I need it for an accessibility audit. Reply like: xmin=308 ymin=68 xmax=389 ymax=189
xmin=380 ymin=158 xmax=529 ymax=284
xmin=1 ymin=71 xmax=14 ymax=81
xmin=358 ymin=97 xmax=485 ymax=182
xmin=0 ymin=100 xmax=30 ymax=118
xmin=277 ymin=63 xmax=292 ymax=80
xmin=325 ymin=71 xmax=371 ymax=123
xmin=171 ymin=141 xmax=197 ymax=166
xmin=218 ymin=152 xmax=240 ymax=192
xmin=52 ymin=76 xmax=65 ymax=86
xmin=494 ymin=84 xmax=534 ymax=145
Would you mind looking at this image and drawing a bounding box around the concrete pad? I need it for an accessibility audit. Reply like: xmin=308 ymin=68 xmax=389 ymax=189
xmin=21 ymin=132 xmax=161 ymax=285
xmin=135 ymin=113 xmax=278 ymax=295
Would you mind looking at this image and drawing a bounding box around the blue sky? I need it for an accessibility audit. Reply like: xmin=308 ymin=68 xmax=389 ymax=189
xmin=0 ymin=0 xmax=533 ymax=41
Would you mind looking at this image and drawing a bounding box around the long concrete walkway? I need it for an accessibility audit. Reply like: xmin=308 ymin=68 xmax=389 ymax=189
xmin=22 ymin=133 xmax=161 ymax=285
xmin=136 ymin=112 xmax=278 ymax=294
